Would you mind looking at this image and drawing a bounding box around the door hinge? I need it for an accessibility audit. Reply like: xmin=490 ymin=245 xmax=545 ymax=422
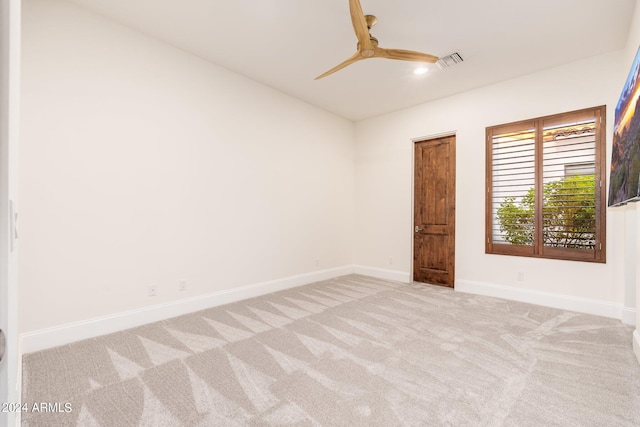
xmin=599 ymin=243 xmax=602 ymax=250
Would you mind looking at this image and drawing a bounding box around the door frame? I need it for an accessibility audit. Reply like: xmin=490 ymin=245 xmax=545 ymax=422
xmin=410 ymin=131 xmax=456 ymax=284
xmin=1 ymin=1 xmax=21 ymax=426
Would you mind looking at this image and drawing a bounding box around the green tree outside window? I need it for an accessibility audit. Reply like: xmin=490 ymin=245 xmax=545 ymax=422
xmin=496 ymin=175 xmax=595 ymax=248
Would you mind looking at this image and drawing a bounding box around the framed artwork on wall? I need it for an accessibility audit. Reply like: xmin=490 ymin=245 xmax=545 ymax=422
xmin=609 ymin=46 xmax=640 ymax=207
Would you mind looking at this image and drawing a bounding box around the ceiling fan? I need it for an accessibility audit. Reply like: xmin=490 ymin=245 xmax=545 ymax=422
xmin=315 ymin=0 xmax=438 ymax=80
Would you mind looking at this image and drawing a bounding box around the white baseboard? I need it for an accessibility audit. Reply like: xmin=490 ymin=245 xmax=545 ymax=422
xmin=622 ymin=307 xmax=637 ymax=326
xmin=20 ymin=265 xmax=355 ymax=354
xmin=634 ymin=330 xmax=640 ymax=365
xmin=353 ymin=265 xmax=411 ymax=283
xmin=21 ymin=268 xmax=636 ymax=354
xmin=455 ymin=279 xmax=635 ymax=323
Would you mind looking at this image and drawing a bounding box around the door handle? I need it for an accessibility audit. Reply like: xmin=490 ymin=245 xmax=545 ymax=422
xmin=415 ymin=225 xmax=423 ymax=232
xmin=10 ymin=200 xmax=17 ymax=252
xmin=0 ymin=329 xmax=5 ymax=362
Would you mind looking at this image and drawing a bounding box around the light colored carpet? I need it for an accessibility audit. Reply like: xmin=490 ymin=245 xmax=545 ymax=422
xmin=22 ymin=275 xmax=640 ymax=426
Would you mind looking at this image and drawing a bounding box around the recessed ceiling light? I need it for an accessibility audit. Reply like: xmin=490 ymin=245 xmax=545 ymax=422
xmin=414 ymin=66 xmax=430 ymax=75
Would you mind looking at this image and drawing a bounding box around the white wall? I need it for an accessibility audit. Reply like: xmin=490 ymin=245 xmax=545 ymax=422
xmin=354 ymin=49 xmax=633 ymax=315
xmin=19 ymin=0 xmax=354 ymax=334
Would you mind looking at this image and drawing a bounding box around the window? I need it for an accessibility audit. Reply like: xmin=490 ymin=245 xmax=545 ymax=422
xmin=486 ymin=106 xmax=606 ymax=262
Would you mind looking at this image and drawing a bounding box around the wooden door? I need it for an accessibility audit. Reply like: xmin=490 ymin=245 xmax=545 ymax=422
xmin=413 ymin=136 xmax=456 ymax=287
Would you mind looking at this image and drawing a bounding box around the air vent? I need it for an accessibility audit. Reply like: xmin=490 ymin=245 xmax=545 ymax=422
xmin=437 ymin=52 xmax=463 ymax=69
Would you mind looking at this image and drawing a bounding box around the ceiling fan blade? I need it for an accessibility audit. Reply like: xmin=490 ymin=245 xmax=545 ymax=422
xmin=315 ymin=52 xmax=362 ymax=80
xmin=349 ymin=0 xmax=373 ymax=50
xmin=373 ymin=47 xmax=438 ymax=63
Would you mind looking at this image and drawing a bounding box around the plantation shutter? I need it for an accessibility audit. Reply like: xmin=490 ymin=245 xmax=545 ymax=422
xmin=488 ymin=121 xmax=536 ymax=256
xmin=486 ymin=106 xmax=606 ymax=263
xmin=541 ymin=110 xmax=598 ymax=257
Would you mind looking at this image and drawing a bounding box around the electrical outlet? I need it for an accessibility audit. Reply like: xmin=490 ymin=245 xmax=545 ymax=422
xmin=517 ymin=272 xmax=525 ymax=282
xmin=148 ymin=285 xmax=158 ymax=297
xmin=179 ymin=280 xmax=187 ymax=292
xmin=389 ymin=257 xmax=393 ymax=265
xmin=315 ymin=259 xmax=320 ymax=267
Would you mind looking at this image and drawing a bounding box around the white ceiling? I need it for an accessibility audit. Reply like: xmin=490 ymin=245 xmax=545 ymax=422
xmin=66 ymin=0 xmax=636 ymax=121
